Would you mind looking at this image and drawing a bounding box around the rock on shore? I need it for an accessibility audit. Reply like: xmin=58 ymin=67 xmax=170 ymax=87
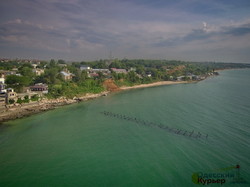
xmin=0 ymin=91 xmax=109 ymax=123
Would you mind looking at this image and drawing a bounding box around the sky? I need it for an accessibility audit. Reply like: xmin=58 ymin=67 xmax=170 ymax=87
xmin=1 ymin=0 xmax=250 ymax=62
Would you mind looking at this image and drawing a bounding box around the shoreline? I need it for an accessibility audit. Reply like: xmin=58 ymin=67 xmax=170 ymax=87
xmin=0 ymin=80 xmax=196 ymax=124
xmin=0 ymin=91 xmax=109 ymax=124
xmin=120 ymin=80 xmax=191 ymax=90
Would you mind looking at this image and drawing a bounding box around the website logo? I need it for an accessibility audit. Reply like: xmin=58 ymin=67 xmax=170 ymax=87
xmin=192 ymin=165 xmax=247 ymax=185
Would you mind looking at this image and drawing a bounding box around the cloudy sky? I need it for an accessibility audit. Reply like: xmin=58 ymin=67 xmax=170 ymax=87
xmin=1 ymin=0 xmax=250 ymax=62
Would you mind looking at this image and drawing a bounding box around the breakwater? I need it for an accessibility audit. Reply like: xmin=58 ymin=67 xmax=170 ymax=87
xmin=101 ymin=111 xmax=208 ymax=140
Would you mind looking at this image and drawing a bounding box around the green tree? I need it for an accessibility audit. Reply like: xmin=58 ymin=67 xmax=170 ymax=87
xmin=34 ymin=74 xmax=46 ymax=84
xmin=23 ymin=95 xmax=29 ymax=103
xmin=118 ymin=73 xmax=125 ymax=80
xmin=163 ymin=74 xmax=170 ymax=81
xmin=58 ymin=59 xmax=66 ymax=64
xmin=44 ymin=68 xmax=59 ymax=84
xmin=109 ymin=60 xmax=123 ymax=68
xmin=6 ymin=75 xmax=32 ymax=92
xmin=19 ymin=66 xmax=35 ymax=78
xmin=49 ymin=59 xmax=57 ymax=68
xmin=126 ymin=71 xmax=138 ymax=83
xmin=17 ymin=98 xmax=23 ymax=104
xmin=97 ymin=72 xmax=104 ymax=81
xmin=111 ymin=72 xmax=119 ymax=80
xmin=136 ymin=66 xmax=145 ymax=75
xmin=31 ymin=94 xmax=39 ymax=101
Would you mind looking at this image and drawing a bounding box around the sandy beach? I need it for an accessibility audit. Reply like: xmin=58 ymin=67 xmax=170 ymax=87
xmin=120 ymin=81 xmax=191 ymax=90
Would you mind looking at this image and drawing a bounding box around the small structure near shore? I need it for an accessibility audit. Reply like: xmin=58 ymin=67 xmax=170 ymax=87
xmin=5 ymin=88 xmax=17 ymax=104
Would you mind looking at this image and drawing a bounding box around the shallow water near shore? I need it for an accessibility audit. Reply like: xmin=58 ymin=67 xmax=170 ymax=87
xmin=0 ymin=69 xmax=250 ymax=186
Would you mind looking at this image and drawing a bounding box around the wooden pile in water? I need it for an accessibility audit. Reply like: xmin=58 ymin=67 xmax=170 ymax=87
xmin=101 ymin=111 xmax=208 ymax=140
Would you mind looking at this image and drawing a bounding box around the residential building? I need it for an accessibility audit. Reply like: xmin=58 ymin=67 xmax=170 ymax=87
xmin=0 ymin=83 xmax=6 ymax=93
xmin=111 ymin=68 xmax=127 ymax=74
xmin=0 ymin=78 xmax=4 ymax=84
xmin=29 ymin=83 xmax=48 ymax=94
xmin=32 ymin=64 xmax=38 ymax=69
xmin=0 ymin=78 xmax=6 ymax=93
xmin=129 ymin=67 xmax=136 ymax=72
xmin=89 ymin=73 xmax=99 ymax=78
xmin=0 ymin=70 xmax=16 ymax=78
xmin=177 ymin=76 xmax=185 ymax=81
xmin=32 ymin=68 xmax=45 ymax=76
xmin=60 ymin=70 xmax=74 ymax=81
xmin=58 ymin=64 xmax=67 ymax=68
xmin=0 ymin=93 xmax=5 ymax=108
xmin=80 ymin=66 xmax=91 ymax=71
xmin=5 ymin=88 xmax=17 ymax=104
xmin=91 ymin=69 xmax=110 ymax=73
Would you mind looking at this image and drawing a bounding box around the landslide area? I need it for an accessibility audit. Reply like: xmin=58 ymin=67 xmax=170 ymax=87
xmin=103 ymin=79 xmax=120 ymax=92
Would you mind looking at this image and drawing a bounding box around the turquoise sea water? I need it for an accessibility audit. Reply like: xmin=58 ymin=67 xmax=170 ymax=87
xmin=0 ymin=69 xmax=249 ymax=186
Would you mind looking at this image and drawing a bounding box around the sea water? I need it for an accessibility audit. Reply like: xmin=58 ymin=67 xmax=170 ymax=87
xmin=0 ymin=69 xmax=249 ymax=186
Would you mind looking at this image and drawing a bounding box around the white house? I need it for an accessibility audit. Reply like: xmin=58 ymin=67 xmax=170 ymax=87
xmin=0 ymin=78 xmax=5 ymax=84
xmin=111 ymin=68 xmax=127 ymax=74
xmin=60 ymin=70 xmax=74 ymax=81
xmin=80 ymin=66 xmax=91 ymax=71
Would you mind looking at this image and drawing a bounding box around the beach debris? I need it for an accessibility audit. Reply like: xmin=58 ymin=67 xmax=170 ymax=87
xmin=100 ymin=111 xmax=209 ymax=140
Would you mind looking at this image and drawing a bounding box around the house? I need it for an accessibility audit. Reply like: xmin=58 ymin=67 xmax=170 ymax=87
xmin=0 ymin=70 xmax=16 ymax=78
xmin=5 ymin=88 xmax=17 ymax=104
xmin=0 ymin=78 xmax=4 ymax=84
xmin=111 ymin=68 xmax=127 ymax=74
xmin=80 ymin=66 xmax=91 ymax=71
xmin=29 ymin=83 xmax=48 ymax=94
xmin=60 ymin=70 xmax=74 ymax=81
xmin=0 ymin=93 xmax=5 ymax=108
xmin=0 ymin=84 xmax=6 ymax=93
xmin=177 ymin=76 xmax=185 ymax=81
xmin=185 ymin=73 xmax=195 ymax=80
xmin=91 ymin=69 xmax=110 ymax=73
xmin=186 ymin=75 xmax=193 ymax=80
xmin=89 ymin=73 xmax=99 ymax=78
xmin=32 ymin=64 xmax=38 ymax=69
xmin=0 ymin=78 xmax=6 ymax=93
xmin=58 ymin=64 xmax=67 ymax=68
xmin=32 ymin=68 xmax=44 ymax=76
xmin=129 ymin=67 xmax=136 ymax=72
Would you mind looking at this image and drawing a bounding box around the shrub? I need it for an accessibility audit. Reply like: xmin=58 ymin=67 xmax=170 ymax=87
xmin=9 ymin=99 xmax=15 ymax=104
xmin=17 ymin=98 xmax=23 ymax=104
xmin=31 ymin=94 xmax=39 ymax=101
